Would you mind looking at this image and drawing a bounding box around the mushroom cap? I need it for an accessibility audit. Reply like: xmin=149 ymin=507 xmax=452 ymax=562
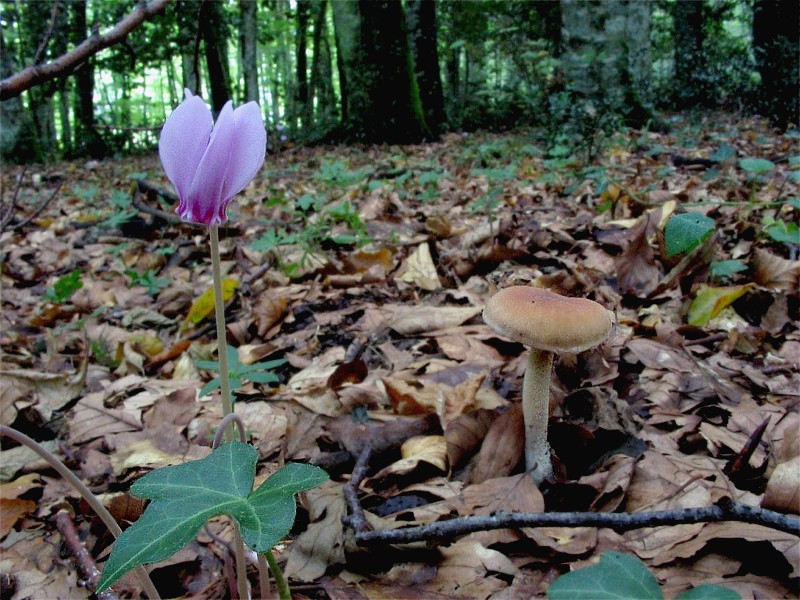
xmin=483 ymin=286 xmax=613 ymax=353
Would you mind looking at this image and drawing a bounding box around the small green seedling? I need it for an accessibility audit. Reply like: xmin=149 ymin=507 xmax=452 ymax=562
xmin=197 ymin=346 xmax=286 ymax=398
xmin=127 ymin=269 xmax=169 ymax=296
xmin=43 ymin=269 xmax=83 ymax=303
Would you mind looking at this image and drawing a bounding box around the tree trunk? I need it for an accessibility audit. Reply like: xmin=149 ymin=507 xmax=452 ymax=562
xmin=307 ymin=0 xmax=331 ymax=130
xmin=0 ymin=27 xmax=28 ymax=161
xmin=406 ymin=0 xmax=447 ymax=134
xmin=240 ymin=0 xmax=260 ymax=103
xmin=71 ymin=0 xmax=107 ymax=158
xmin=672 ymin=0 xmax=704 ymax=109
xmin=560 ymin=0 xmax=654 ymax=126
xmin=331 ymin=0 xmax=432 ymax=143
xmin=177 ymin=0 xmax=201 ymax=93
xmin=296 ymin=0 xmax=310 ymax=129
xmin=753 ymin=0 xmax=799 ymax=128
xmin=200 ymin=0 xmax=232 ymax=113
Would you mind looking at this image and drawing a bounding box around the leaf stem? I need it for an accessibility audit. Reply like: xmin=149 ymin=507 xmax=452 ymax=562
xmin=263 ymin=550 xmax=291 ymax=600
xmin=0 ymin=425 xmax=161 ymax=600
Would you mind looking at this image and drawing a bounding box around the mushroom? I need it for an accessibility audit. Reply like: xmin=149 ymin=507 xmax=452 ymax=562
xmin=483 ymin=286 xmax=614 ymax=484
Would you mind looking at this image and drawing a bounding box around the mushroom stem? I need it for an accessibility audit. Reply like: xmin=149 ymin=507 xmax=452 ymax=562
xmin=522 ymin=348 xmax=554 ymax=484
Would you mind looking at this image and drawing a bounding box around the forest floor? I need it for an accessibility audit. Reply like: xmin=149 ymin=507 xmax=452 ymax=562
xmin=1 ymin=112 xmax=798 ymax=599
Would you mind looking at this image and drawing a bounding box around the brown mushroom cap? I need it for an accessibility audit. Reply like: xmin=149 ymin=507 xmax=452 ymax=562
xmin=483 ymin=286 xmax=613 ymax=353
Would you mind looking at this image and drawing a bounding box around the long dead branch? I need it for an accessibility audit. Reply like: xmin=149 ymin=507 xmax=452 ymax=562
xmin=342 ymin=447 xmax=800 ymax=545
xmin=0 ymin=0 xmax=170 ymax=101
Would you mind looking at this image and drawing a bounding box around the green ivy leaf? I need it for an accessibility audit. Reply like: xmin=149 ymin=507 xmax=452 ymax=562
xmin=676 ymin=584 xmax=741 ymax=600
xmin=547 ymin=551 xmax=662 ymax=600
xmin=664 ymin=213 xmax=716 ymax=257
xmin=738 ymin=157 xmax=775 ymax=174
xmin=710 ymin=260 xmax=747 ymax=281
xmin=98 ymin=442 xmax=327 ymax=591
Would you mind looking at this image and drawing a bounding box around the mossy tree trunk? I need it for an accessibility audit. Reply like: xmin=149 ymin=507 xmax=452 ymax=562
xmin=406 ymin=0 xmax=447 ymax=135
xmin=560 ymin=0 xmax=654 ymax=126
xmin=331 ymin=0 xmax=432 ymax=143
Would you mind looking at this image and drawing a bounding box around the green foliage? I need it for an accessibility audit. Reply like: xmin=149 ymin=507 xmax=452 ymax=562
xmin=710 ymin=260 xmax=748 ymax=281
xmin=763 ymin=217 xmax=800 ymax=246
xmin=197 ymin=346 xmax=286 ymax=398
xmin=739 ymin=157 xmax=775 ymax=175
xmin=664 ymin=213 xmax=716 ymax=257
xmin=43 ymin=270 xmax=83 ymax=303
xmin=547 ymin=551 xmax=740 ymax=600
xmin=97 ymin=442 xmax=328 ymax=591
xmin=314 ymin=160 xmax=374 ymax=187
xmin=126 ymin=269 xmax=169 ymax=297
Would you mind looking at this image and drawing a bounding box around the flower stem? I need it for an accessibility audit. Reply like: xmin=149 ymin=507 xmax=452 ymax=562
xmin=209 ymin=225 xmax=249 ymax=598
xmin=263 ymin=550 xmax=291 ymax=600
xmin=0 ymin=425 xmax=161 ymax=600
xmin=210 ymin=225 xmax=233 ymax=433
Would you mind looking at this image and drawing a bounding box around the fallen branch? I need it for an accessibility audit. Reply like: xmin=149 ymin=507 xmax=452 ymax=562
xmin=341 ymin=446 xmax=800 ymax=545
xmin=1 ymin=0 xmax=171 ymax=100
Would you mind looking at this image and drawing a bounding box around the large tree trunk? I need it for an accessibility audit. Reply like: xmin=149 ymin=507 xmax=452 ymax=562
xmin=406 ymin=0 xmax=446 ymax=135
xmin=673 ymin=0 xmax=704 ymax=109
xmin=753 ymin=0 xmax=799 ymax=128
xmin=307 ymin=0 xmax=333 ymax=131
xmin=200 ymin=0 xmax=232 ymax=113
xmin=560 ymin=0 xmax=653 ymax=126
xmin=0 ymin=27 xmax=28 ymax=161
xmin=331 ymin=0 xmax=432 ymax=143
xmin=239 ymin=0 xmax=260 ymax=103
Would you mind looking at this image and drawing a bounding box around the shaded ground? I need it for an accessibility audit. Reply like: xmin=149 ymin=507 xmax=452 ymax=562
xmin=1 ymin=112 xmax=798 ymax=599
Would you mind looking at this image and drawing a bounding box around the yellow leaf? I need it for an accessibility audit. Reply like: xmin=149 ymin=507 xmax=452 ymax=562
xmin=182 ymin=279 xmax=239 ymax=329
xmin=687 ymin=284 xmax=753 ymax=326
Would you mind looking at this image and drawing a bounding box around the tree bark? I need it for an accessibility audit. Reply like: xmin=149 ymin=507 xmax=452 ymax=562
xmin=406 ymin=0 xmax=446 ymax=135
xmin=331 ymin=0 xmax=432 ymax=143
xmin=296 ymin=0 xmax=310 ymax=128
xmin=560 ymin=0 xmax=654 ymax=126
xmin=753 ymin=0 xmax=799 ymax=128
xmin=200 ymin=0 xmax=232 ymax=114
xmin=240 ymin=0 xmax=260 ymax=103
xmin=673 ymin=0 xmax=704 ymax=109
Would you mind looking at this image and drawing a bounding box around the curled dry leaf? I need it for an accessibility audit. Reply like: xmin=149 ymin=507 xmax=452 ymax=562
xmin=752 ymin=248 xmax=800 ymax=290
xmin=395 ymin=242 xmax=442 ymax=291
xmin=469 ymin=404 xmax=524 ymax=484
xmin=445 ymin=408 xmax=496 ymax=470
xmin=761 ymin=455 xmax=800 ymax=514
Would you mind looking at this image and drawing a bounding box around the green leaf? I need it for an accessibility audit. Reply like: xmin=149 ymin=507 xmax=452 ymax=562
xmin=676 ymin=584 xmax=741 ymax=600
xmin=738 ymin=157 xmax=775 ymax=174
xmin=764 ymin=220 xmax=800 ymax=245
xmin=43 ymin=269 xmax=84 ymax=303
xmin=709 ymin=143 xmax=736 ymax=163
xmin=788 ymin=198 xmax=800 ymax=210
xmin=710 ymin=260 xmax=747 ymax=281
xmin=547 ymin=551 xmax=662 ymax=600
xmin=664 ymin=213 xmax=716 ymax=257
xmin=687 ymin=284 xmax=753 ymax=326
xmin=98 ymin=442 xmax=327 ymax=591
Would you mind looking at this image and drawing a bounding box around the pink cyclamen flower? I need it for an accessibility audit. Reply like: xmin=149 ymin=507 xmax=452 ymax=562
xmin=159 ymin=90 xmax=266 ymax=226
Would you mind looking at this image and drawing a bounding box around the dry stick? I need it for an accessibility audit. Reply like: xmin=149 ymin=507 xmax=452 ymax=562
xmin=55 ymin=510 xmax=119 ymax=600
xmin=341 ymin=443 xmax=373 ymax=533
xmin=0 ymin=0 xmax=170 ymax=100
xmin=340 ymin=444 xmax=799 ymax=545
xmin=0 ymin=426 xmax=161 ymax=599
xmin=0 ymin=166 xmax=28 ymax=231
xmin=11 ymin=178 xmax=64 ymax=230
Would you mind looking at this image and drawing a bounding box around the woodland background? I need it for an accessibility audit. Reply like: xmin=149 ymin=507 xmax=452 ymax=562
xmin=1 ymin=0 xmax=798 ymax=162
xmin=0 ymin=1 xmax=799 ymax=599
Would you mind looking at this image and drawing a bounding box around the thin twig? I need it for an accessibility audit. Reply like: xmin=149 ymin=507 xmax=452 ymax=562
xmin=10 ymin=178 xmax=64 ymax=231
xmin=0 ymin=166 xmax=28 ymax=231
xmin=341 ymin=443 xmax=373 ymax=532
xmin=346 ymin=499 xmax=799 ymax=546
xmin=0 ymin=426 xmax=161 ymax=599
xmin=55 ymin=510 xmax=118 ymax=600
xmin=32 ymin=0 xmax=61 ymax=65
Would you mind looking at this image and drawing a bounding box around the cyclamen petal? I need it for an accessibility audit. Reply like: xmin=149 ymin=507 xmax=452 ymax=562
xmin=159 ymin=94 xmax=266 ymax=227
